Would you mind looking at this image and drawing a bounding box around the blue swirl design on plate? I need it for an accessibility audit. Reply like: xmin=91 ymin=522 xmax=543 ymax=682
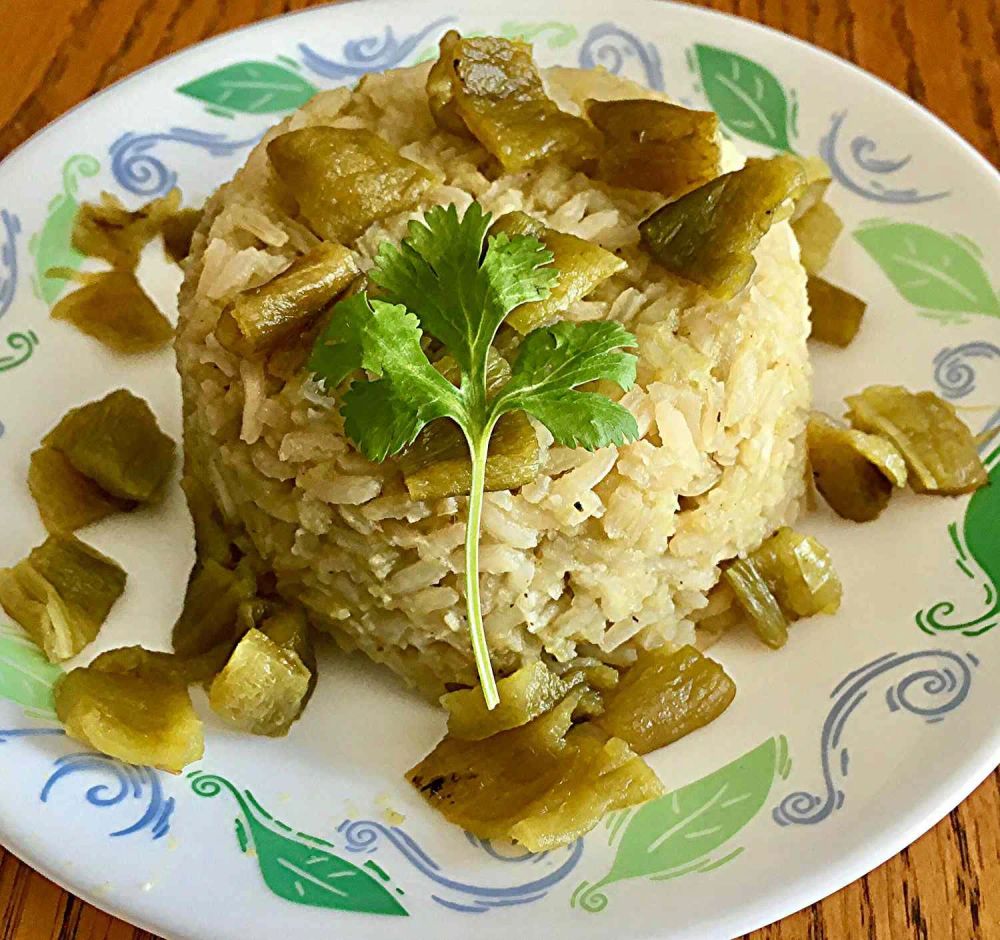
xmin=299 ymin=17 xmax=456 ymax=81
xmin=110 ymin=128 xmax=261 ymax=197
xmin=773 ymin=650 xmax=977 ymax=826
xmin=40 ymin=752 xmax=175 ymax=840
xmin=934 ymin=342 xmax=1000 ymax=399
xmin=819 ymin=111 xmax=950 ymax=204
xmin=579 ymin=23 xmax=664 ymax=92
xmin=0 ymin=209 xmax=20 ymax=319
xmin=0 ymin=728 xmax=65 ymax=743
xmin=338 ymin=818 xmax=583 ymax=913
xmin=932 ymin=342 xmax=1000 ymax=448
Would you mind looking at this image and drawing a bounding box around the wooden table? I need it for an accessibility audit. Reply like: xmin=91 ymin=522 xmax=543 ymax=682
xmin=0 ymin=0 xmax=998 ymax=936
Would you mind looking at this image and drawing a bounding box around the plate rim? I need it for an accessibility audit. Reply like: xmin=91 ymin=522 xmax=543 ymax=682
xmin=0 ymin=1 xmax=998 ymax=938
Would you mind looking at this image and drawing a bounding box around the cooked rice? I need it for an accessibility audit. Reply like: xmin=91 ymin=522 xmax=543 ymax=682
xmin=175 ymin=62 xmax=811 ymax=698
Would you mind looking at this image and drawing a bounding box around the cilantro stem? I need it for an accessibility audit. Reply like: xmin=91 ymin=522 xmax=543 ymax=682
xmin=463 ymin=419 xmax=500 ymax=710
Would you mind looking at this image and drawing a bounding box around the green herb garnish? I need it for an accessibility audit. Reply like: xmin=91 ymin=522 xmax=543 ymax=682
xmin=310 ymin=203 xmax=639 ymax=708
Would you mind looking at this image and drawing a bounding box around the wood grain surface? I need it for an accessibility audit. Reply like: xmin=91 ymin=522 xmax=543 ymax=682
xmin=0 ymin=0 xmax=997 ymax=937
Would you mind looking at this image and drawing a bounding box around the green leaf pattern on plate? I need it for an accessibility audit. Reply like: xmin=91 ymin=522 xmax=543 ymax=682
xmin=29 ymin=153 xmax=99 ymax=304
xmin=190 ymin=772 xmax=408 ymax=916
xmin=177 ymin=62 xmax=318 ymax=115
xmin=0 ymin=625 xmax=61 ymax=718
xmin=692 ymin=45 xmax=794 ymax=150
xmin=573 ymin=736 xmax=788 ymax=912
xmin=917 ymin=445 xmax=1000 ymax=636
xmin=855 ymin=221 xmax=1000 ymax=318
xmin=499 ymin=20 xmax=578 ymax=47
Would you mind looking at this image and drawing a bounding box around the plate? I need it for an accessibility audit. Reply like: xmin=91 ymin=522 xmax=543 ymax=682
xmin=1 ymin=1 xmax=998 ymax=937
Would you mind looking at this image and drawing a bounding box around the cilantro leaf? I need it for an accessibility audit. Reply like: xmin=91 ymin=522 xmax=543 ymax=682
xmin=369 ymin=203 xmax=557 ymax=378
xmin=309 ymin=202 xmax=641 ymax=710
xmin=308 ymin=293 xmax=370 ymax=388
xmin=509 ymin=389 xmax=638 ymax=451
xmin=495 ymin=320 xmax=638 ymax=449
xmin=312 ymin=293 xmax=464 ymax=460
xmin=498 ymin=319 xmax=638 ymax=404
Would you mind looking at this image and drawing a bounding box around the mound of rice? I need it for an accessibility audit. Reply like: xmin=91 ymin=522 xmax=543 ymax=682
xmin=175 ymin=61 xmax=810 ymax=699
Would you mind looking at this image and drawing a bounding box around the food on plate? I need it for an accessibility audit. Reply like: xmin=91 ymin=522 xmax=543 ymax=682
xmin=3 ymin=30 xmax=989 ymax=851
xmin=0 ymin=534 xmax=126 ymax=662
xmin=846 ymin=385 xmax=988 ymax=495
xmin=209 ymin=626 xmax=312 ymax=736
xmin=592 ymin=645 xmax=735 ymax=753
xmin=171 ymin=558 xmax=257 ymax=659
xmin=724 ymin=526 xmax=841 ymax=649
xmin=162 ymin=207 xmax=203 ymax=264
xmin=48 ymin=269 xmax=173 ymax=353
xmin=267 ymin=126 xmax=436 ymax=242
xmin=215 ymin=240 xmax=358 ymax=355
xmin=793 ymin=200 xmax=844 ymax=274
xmin=807 ymin=274 xmax=867 ymax=346
xmin=72 ymin=189 xmax=181 ymax=270
xmin=407 ymin=689 xmax=663 ymax=851
xmin=790 ymin=156 xmax=833 ymax=222
xmin=428 ymin=30 xmax=600 ymax=170
xmin=639 ymin=154 xmax=806 ymax=298
xmin=176 ymin=45 xmax=813 ymax=722
xmin=43 ymin=389 xmax=175 ymax=502
xmin=808 ymin=412 xmax=908 ymax=521
xmin=587 ymin=97 xmax=720 ymax=197
xmin=55 ymin=664 xmax=203 ymax=773
xmin=488 ymin=210 xmax=627 ymax=333
xmin=28 ymin=446 xmax=133 ymax=533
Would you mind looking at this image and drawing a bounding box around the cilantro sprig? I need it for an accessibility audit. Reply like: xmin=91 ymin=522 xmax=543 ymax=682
xmin=310 ymin=203 xmax=639 ymax=708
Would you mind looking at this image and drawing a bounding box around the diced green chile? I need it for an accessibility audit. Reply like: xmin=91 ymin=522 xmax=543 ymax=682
xmin=723 ymin=557 xmax=789 ymax=649
xmin=28 ymin=446 xmax=133 ymax=533
xmin=489 ymin=211 xmax=626 ymax=334
xmin=44 ymin=389 xmax=175 ymax=503
xmin=49 ymin=270 xmax=173 ymax=354
xmin=400 ymin=346 xmax=544 ymax=499
xmin=792 ymin=201 xmax=843 ymax=274
xmin=0 ymin=534 xmax=126 ymax=663
xmin=55 ymin=666 xmax=204 ymax=773
xmin=72 ymin=189 xmax=181 ymax=270
xmin=171 ymin=559 xmax=257 ymax=659
xmin=807 ymin=274 xmax=867 ymax=347
xmin=216 ymin=241 xmax=358 ymax=355
xmin=593 ymin=644 xmax=736 ymax=754
xmin=89 ymin=643 xmax=231 ymax=685
xmin=846 ymin=385 xmax=988 ymax=496
xmin=808 ymin=412 xmax=907 ymax=522
xmin=209 ymin=628 xmax=311 ymax=737
xmin=267 ymin=127 xmax=435 ymax=243
xmin=162 ymin=207 xmax=203 ymax=263
xmin=426 ymin=32 xmax=600 ymax=171
xmin=587 ymin=98 xmax=720 ymax=198
xmin=639 ymin=155 xmax=805 ymax=299
xmin=751 ymin=527 xmax=842 ymax=619
xmin=441 ymin=661 xmax=584 ymax=740
xmin=790 ymin=157 xmax=833 ymax=222
xmin=407 ymin=692 xmax=662 ymax=851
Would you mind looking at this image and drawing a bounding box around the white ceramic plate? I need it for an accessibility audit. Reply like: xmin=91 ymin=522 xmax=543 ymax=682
xmin=1 ymin=1 xmax=998 ymax=937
